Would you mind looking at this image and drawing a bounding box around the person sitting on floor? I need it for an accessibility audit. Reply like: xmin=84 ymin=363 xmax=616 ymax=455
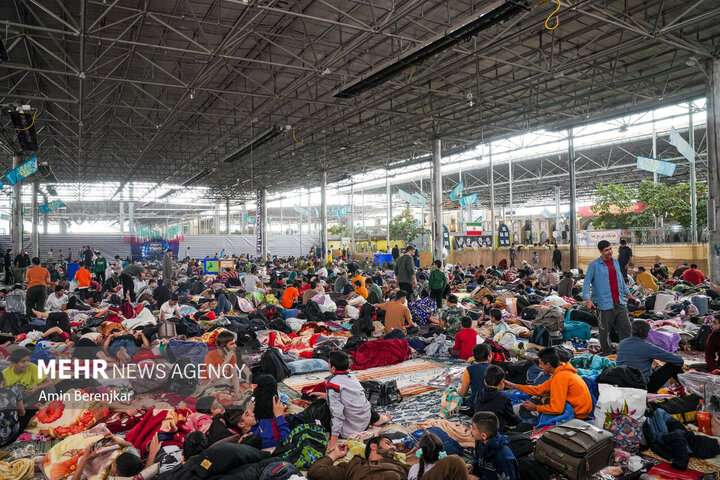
xmin=200 ymin=330 xmax=244 ymax=400
xmin=45 ymin=285 xmax=68 ymax=312
xmin=503 ymin=347 xmax=593 ymax=420
xmin=428 ymin=294 xmax=464 ymax=337
xmin=309 ymin=351 xmax=390 ymax=451
xmin=216 ymin=397 xmax=290 ymax=449
xmin=617 ymin=319 xmax=684 ymax=393
xmin=636 ymin=266 xmax=659 ymax=293
xmin=706 ymin=314 xmax=720 ymax=372
xmin=353 ymin=279 xmax=369 ymax=299
xmin=407 ymin=432 xmax=469 ymax=480
xmin=366 ymin=278 xmax=383 ymax=304
xmin=451 ymin=316 xmax=478 ymax=360
xmin=489 ymin=308 xmax=509 ymax=335
xmin=374 ymin=290 xmax=417 ymax=334
xmin=557 ymin=271 xmax=575 ymax=298
xmin=474 ymin=365 xmax=522 ymax=432
xmin=0 ymin=370 xmax=25 ymax=447
xmin=469 ymin=411 xmax=519 ymax=480
xmin=1 ymin=347 xmax=55 ymax=405
xmin=307 ymin=435 xmax=410 ymax=480
xmin=459 ymin=343 xmax=493 ymax=413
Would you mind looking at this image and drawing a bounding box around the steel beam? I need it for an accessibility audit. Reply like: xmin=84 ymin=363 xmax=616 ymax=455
xmin=432 ymin=138 xmax=443 ymax=264
xmin=568 ymin=130 xmax=577 ymax=269
xmin=706 ymin=58 xmax=720 ymax=280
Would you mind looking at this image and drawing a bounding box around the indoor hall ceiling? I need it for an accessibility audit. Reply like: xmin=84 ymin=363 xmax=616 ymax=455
xmin=0 ymin=0 xmax=718 ymax=201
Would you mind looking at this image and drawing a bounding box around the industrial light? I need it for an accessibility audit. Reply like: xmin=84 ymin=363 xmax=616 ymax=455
xmin=223 ymin=124 xmax=287 ymax=163
xmin=5 ymin=104 xmax=38 ymax=151
xmin=334 ymin=0 xmax=531 ymax=98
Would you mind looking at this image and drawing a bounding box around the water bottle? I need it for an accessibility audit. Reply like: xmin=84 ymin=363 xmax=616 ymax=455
xmin=697 ymin=399 xmax=712 ymax=434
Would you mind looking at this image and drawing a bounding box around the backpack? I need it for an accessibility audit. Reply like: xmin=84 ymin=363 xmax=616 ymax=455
xmin=311 ymin=343 xmax=337 ymax=361
xmin=5 ymin=290 xmax=25 ymax=314
xmin=0 ymin=312 xmax=29 ymax=335
xmin=180 ymin=315 xmax=204 ymax=338
xmin=269 ymin=317 xmax=293 ymax=334
xmin=484 ymin=338 xmax=510 ymax=362
xmin=304 ymin=301 xmax=322 ymax=323
xmin=164 ymin=357 xmax=199 ymax=397
xmin=650 ymin=394 xmax=702 ymax=423
xmin=690 ymin=324 xmax=712 ymax=351
xmin=157 ymin=321 xmax=177 ymax=339
xmin=533 ymin=307 xmax=565 ymax=334
xmin=408 ymin=297 xmax=435 ymax=325
xmin=259 ymin=347 xmax=291 ymax=381
xmin=260 ymin=461 xmax=303 ymax=480
xmin=342 ymin=335 xmax=367 ymax=352
xmin=521 ymin=306 xmax=541 ymax=321
xmin=166 ymin=339 xmax=209 ymax=364
xmin=271 ymin=424 xmax=328 ymax=470
xmin=360 ymin=380 xmax=403 ymax=407
xmin=352 ymin=304 xmax=375 ymax=336
xmin=529 ymin=326 xmax=551 ymax=347
xmin=506 ymin=431 xmax=535 ymax=459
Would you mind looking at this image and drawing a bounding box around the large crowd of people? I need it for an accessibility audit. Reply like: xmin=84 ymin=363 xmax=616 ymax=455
xmin=0 ymin=240 xmax=717 ymax=480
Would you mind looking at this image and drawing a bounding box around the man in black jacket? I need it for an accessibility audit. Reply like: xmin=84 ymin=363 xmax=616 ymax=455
xmin=552 ymin=245 xmax=562 ymax=270
xmin=13 ymin=249 xmax=30 ymax=284
xmin=4 ymin=249 xmax=12 ymax=285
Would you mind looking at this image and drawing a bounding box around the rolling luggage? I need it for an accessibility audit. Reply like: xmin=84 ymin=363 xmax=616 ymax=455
xmin=535 ymin=419 xmax=614 ymax=480
xmin=654 ymin=292 xmax=675 ymax=313
xmin=691 ymin=295 xmax=709 ymax=316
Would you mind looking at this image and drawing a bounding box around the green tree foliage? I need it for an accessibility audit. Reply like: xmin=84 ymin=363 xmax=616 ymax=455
xmin=590 ymin=181 xmax=707 ymax=229
xmin=389 ymin=208 xmax=429 ymax=243
xmin=328 ymin=224 xmax=350 ymax=236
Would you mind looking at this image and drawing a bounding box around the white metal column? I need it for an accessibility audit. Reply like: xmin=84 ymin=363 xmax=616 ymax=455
xmin=350 ymin=182 xmax=355 ymax=254
xmin=386 ymin=175 xmax=391 ymax=249
xmin=689 ymin=102 xmax=698 ymax=244
xmin=432 ymin=138 xmax=443 ymax=264
xmin=225 ymin=197 xmax=231 ymax=234
xmin=11 ymin=154 xmax=22 ymax=254
xmin=321 ymin=172 xmax=328 ymax=259
xmin=489 ymin=145 xmax=496 ymax=263
xmin=706 ymin=58 xmax=720 ymax=280
xmin=568 ymin=129 xmax=577 ymax=269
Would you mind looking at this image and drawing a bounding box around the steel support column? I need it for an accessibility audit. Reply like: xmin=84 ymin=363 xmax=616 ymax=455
xmin=321 ymin=171 xmax=328 ymax=260
xmin=689 ymin=102 xmax=698 ymax=244
xmin=489 ymin=145 xmax=496 ymax=264
xmin=259 ymin=189 xmax=267 ymax=259
xmin=119 ymin=201 xmax=124 ymax=234
xmin=568 ymin=129 xmax=577 ymax=269
xmin=11 ymin=154 xmax=22 ymax=254
xmin=225 ymin=197 xmax=231 ymax=234
xmin=386 ymin=175 xmax=391 ymax=249
xmin=508 ymin=157 xmax=513 ymax=243
xmin=432 ymin=138 xmax=443 ymax=264
xmin=350 ymin=183 xmax=355 ymax=254
xmin=706 ymin=58 xmax=720 ymax=280
xmin=43 ymin=213 xmax=48 ymax=235
xmin=31 ymin=181 xmax=39 ymax=258
xmin=555 ymin=186 xmax=561 ymax=241
xmin=242 ymin=204 xmax=247 ymax=234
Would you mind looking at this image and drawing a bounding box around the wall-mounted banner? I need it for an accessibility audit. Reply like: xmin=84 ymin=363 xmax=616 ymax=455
xmin=4 ymin=156 xmax=38 ymax=186
xmin=637 ymin=156 xmax=676 ymax=176
xmin=39 ymin=200 xmax=65 ymax=214
xmin=668 ymin=127 xmax=695 ymax=164
xmin=498 ymin=223 xmax=511 ymax=247
xmin=293 ymin=205 xmax=310 ymax=216
xmin=442 ymin=225 xmax=451 ymax=251
xmin=459 ymin=194 xmax=477 ymax=207
xmin=455 ymin=235 xmax=493 ymax=249
xmin=449 ymin=180 xmax=464 ymax=201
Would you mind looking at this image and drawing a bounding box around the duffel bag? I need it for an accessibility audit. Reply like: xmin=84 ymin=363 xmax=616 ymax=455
xmin=650 ymin=394 xmax=702 ymax=423
xmin=408 ymin=297 xmax=435 ymax=325
xmin=562 ymin=320 xmax=591 ymax=341
xmin=535 ymin=419 xmax=614 ymax=480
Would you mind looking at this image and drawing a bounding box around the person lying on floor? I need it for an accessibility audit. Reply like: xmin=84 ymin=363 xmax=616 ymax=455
xmin=474 ymin=365 xmax=522 ymax=432
xmin=309 ymin=351 xmax=391 ymax=451
xmin=199 ymin=330 xmax=244 ymax=400
xmin=1 ymin=347 xmax=55 ymax=405
xmin=469 ymin=411 xmax=519 ymax=480
xmin=307 ymin=434 xmax=410 ymax=480
xmin=207 ymin=397 xmax=289 ymax=448
xmin=74 ymin=432 xmax=160 ymax=480
xmin=503 ymin=346 xmax=593 ymax=420
xmin=31 ymin=309 xmax=72 ymax=343
xmin=616 ymin=319 xmax=684 ymax=393
xmin=102 ymin=328 xmax=150 ymax=364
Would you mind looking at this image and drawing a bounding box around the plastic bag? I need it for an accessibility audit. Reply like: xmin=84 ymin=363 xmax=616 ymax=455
xmin=678 ymin=371 xmax=720 ymax=404
xmin=593 ymin=383 xmax=647 ymax=429
xmin=317 ymin=295 xmax=337 ymax=313
xmin=345 ymin=305 xmax=359 ymax=319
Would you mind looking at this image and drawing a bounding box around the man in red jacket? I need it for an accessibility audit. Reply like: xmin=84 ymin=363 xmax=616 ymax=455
xmin=682 ymin=264 xmax=706 ymax=285
xmin=705 ymin=315 xmax=720 ymax=372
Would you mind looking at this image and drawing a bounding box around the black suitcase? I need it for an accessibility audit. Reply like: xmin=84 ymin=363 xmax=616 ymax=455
xmin=535 ymin=419 xmax=614 ymax=480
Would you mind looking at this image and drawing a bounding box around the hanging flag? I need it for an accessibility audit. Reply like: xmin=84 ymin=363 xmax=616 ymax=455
xmin=413 ymin=192 xmax=427 ymax=206
xmin=449 ymin=180 xmax=464 ymax=201
xmin=397 ymin=189 xmax=417 ymax=205
xmin=466 ymin=222 xmax=483 ymax=236
xmin=313 ymin=207 xmax=319 ymax=217
xmin=4 ymin=156 xmax=38 ymax=186
xmin=637 ymin=156 xmax=676 ymax=176
xmin=459 ymin=194 xmax=477 ymax=207
xmin=38 ymin=200 xmax=65 ymax=214
xmin=293 ymin=205 xmax=310 ymax=216
xmin=668 ymin=127 xmax=695 ymax=164
xmin=337 ymin=206 xmax=350 ymax=216
xmin=244 ymin=214 xmax=256 ymax=225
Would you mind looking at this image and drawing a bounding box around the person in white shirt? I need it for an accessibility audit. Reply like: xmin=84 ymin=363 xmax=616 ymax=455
xmin=45 ymin=285 xmax=68 ymax=311
xmin=160 ymin=294 xmax=181 ymax=321
xmin=243 ymin=267 xmax=261 ymax=294
xmin=317 ymin=265 xmax=328 ymax=278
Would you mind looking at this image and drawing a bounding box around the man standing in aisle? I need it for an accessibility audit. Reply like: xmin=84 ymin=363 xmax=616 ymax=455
xmin=13 ymin=249 xmax=30 ymax=284
xmin=617 ymin=239 xmax=633 ymax=280
xmin=4 ymin=249 xmax=13 ymax=285
xmin=94 ymin=251 xmax=107 ymax=285
xmin=25 ymin=257 xmax=49 ymax=315
xmin=552 ymin=245 xmax=562 ymax=270
xmin=509 ymin=243 xmax=517 ymax=268
xmin=162 ymin=249 xmax=174 ymax=287
xmin=391 ymin=244 xmax=400 ymax=263
xmin=394 ymin=245 xmax=417 ymax=300
xmin=583 ymin=240 xmax=635 ymax=356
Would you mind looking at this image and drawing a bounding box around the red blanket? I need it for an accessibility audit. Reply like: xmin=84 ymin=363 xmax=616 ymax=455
xmin=350 ymin=339 xmax=410 ymax=370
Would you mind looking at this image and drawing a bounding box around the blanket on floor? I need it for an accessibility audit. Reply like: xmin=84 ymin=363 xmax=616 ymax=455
xmin=351 ymin=339 xmax=410 ymax=370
